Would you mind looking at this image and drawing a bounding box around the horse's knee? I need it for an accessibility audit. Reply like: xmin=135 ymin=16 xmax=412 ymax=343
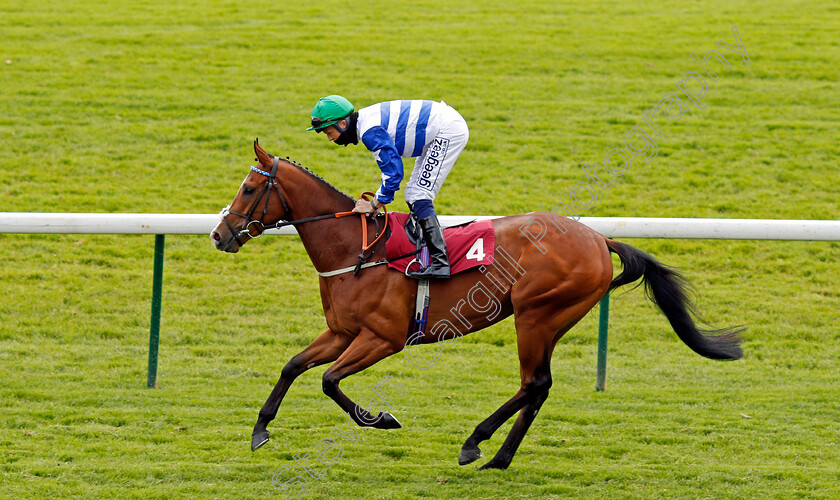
xmin=322 ymin=371 xmax=339 ymax=396
xmin=280 ymin=355 xmax=306 ymax=380
xmin=523 ymin=375 xmax=552 ymax=396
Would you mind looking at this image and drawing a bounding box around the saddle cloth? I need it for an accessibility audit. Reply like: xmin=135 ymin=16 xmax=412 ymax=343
xmin=385 ymin=212 xmax=495 ymax=275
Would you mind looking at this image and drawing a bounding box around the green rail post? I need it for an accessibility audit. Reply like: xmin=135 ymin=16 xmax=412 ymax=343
xmin=595 ymin=291 xmax=610 ymax=392
xmin=147 ymin=234 xmax=165 ymax=389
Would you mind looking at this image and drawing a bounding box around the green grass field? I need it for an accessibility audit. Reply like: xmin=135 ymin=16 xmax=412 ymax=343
xmin=1 ymin=0 xmax=839 ymax=498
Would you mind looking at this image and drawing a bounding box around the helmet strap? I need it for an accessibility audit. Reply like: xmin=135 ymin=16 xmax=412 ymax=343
xmin=333 ymin=112 xmax=359 ymax=146
xmin=332 ymin=117 xmax=349 ymax=133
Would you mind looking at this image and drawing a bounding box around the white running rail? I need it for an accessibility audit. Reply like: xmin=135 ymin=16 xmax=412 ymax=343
xmin=1 ymin=213 xmax=839 ymax=240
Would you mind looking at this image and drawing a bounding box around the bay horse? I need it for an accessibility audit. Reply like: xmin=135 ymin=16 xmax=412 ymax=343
xmin=210 ymin=140 xmax=743 ymax=470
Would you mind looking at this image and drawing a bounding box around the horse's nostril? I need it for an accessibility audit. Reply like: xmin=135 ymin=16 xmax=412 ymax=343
xmin=212 ymin=232 xmax=221 ymax=241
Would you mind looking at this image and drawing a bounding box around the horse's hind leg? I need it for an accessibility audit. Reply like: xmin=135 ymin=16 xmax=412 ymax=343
xmin=252 ymin=329 xmax=350 ymax=451
xmin=461 ymin=295 xmax=601 ymax=469
xmin=479 ymin=389 xmax=550 ymax=470
xmin=458 ymin=360 xmax=551 ymax=466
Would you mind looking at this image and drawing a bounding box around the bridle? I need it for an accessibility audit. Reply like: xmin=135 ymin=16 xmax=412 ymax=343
xmin=219 ymin=156 xmax=293 ymax=248
xmin=219 ymin=156 xmax=390 ymax=274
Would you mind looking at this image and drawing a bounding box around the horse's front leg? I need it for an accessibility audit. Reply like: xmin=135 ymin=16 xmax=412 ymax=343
xmin=252 ymin=329 xmax=351 ymax=451
xmin=321 ymin=328 xmax=403 ymax=430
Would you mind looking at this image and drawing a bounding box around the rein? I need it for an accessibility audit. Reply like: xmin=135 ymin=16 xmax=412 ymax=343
xmin=221 ymin=157 xmax=390 ymax=275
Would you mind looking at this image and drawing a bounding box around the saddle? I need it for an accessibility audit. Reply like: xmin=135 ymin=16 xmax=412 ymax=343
xmin=385 ymin=212 xmax=495 ymax=276
xmin=386 ymin=212 xmax=496 ymax=340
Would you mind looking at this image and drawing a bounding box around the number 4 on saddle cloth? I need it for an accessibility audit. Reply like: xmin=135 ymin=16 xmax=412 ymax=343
xmin=385 ymin=212 xmax=495 ymax=341
xmin=385 ymin=212 xmax=495 ymax=276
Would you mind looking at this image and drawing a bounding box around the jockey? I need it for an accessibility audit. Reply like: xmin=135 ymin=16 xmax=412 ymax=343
xmin=308 ymin=95 xmax=469 ymax=279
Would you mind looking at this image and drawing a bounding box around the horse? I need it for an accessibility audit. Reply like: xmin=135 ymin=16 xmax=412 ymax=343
xmin=210 ymin=140 xmax=743 ymax=470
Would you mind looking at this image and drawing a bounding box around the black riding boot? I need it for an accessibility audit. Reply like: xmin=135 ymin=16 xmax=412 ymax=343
xmin=407 ymin=214 xmax=451 ymax=279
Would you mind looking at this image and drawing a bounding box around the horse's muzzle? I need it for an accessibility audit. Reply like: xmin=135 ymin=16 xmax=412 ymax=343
xmin=210 ymin=229 xmax=240 ymax=253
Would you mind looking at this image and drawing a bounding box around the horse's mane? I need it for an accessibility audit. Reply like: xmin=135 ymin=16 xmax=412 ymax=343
xmin=272 ymin=154 xmax=354 ymax=203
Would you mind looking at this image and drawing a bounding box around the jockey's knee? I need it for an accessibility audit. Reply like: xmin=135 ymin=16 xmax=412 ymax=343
xmin=410 ymin=199 xmax=436 ymax=219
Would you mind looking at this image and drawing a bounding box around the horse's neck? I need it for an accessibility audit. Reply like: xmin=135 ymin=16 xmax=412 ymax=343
xmin=280 ymin=166 xmax=359 ymax=272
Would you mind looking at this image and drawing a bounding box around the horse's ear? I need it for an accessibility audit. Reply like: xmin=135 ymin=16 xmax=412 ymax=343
xmin=254 ymin=138 xmax=272 ymax=167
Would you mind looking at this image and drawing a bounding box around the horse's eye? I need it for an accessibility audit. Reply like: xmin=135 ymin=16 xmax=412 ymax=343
xmin=244 ymin=186 xmax=255 ymax=196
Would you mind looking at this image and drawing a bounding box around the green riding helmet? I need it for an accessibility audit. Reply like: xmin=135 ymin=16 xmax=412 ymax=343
xmin=307 ymin=95 xmax=354 ymax=131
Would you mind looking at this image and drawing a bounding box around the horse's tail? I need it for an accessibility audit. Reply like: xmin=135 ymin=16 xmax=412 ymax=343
xmin=605 ymin=239 xmax=743 ymax=360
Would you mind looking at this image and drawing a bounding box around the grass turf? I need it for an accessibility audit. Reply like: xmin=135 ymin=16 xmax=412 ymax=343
xmin=1 ymin=0 xmax=838 ymax=498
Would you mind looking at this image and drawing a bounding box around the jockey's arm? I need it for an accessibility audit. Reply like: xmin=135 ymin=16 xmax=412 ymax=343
xmin=361 ymin=127 xmax=404 ymax=205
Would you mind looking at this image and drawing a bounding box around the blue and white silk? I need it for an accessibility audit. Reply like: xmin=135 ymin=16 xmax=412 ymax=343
xmin=356 ymin=100 xmax=469 ymax=205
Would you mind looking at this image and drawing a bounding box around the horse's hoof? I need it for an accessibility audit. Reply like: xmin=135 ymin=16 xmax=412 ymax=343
xmin=251 ymin=430 xmax=270 ymax=451
xmin=375 ymin=412 xmax=402 ymax=429
xmin=478 ymin=458 xmax=510 ymax=470
xmin=458 ymin=445 xmax=482 ymax=465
